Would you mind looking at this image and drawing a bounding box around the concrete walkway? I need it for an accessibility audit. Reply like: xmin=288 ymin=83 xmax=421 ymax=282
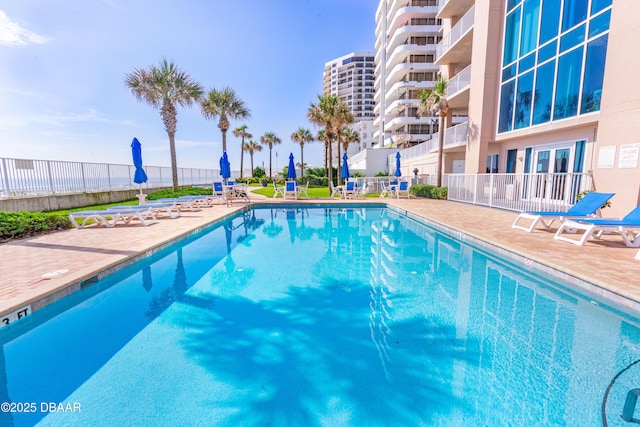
xmin=1 ymin=194 xmax=639 ymax=322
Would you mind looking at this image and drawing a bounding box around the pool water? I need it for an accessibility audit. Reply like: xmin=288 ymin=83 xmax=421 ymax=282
xmin=1 ymin=206 xmax=639 ymax=426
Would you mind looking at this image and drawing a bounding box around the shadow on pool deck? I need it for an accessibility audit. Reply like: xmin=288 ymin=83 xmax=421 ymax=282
xmin=0 ymin=195 xmax=639 ymax=319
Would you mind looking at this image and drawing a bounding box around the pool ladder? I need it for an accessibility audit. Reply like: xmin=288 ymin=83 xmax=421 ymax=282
xmin=621 ymin=389 xmax=640 ymax=423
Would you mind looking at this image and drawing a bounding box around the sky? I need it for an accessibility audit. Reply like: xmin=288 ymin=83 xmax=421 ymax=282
xmin=0 ymin=0 xmax=378 ymax=173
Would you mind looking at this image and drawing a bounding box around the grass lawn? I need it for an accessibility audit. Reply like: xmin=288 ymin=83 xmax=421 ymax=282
xmin=250 ymin=185 xmax=380 ymax=199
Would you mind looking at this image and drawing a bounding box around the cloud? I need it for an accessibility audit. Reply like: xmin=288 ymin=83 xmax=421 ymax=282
xmin=0 ymin=9 xmax=51 ymax=46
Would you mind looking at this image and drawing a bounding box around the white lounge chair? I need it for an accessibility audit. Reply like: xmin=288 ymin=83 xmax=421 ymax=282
xmin=283 ymin=181 xmax=298 ymax=200
xmin=343 ymin=181 xmax=357 ymax=199
xmin=554 ymin=205 xmax=640 ymax=247
xmin=379 ymin=182 xmax=390 ymax=198
xmin=512 ymin=192 xmax=615 ymax=232
xmin=272 ymin=181 xmax=284 ymax=198
xmin=355 ymin=180 xmax=367 ymax=199
xmin=297 ymin=181 xmax=309 ymax=199
xmin=69 ymin=207 xmax=157 ymax=229
xmin=330 ymin=182 xmax=343 ymax=199
xmin=111 ymin=203 xmax=180 ymax=219
xmin=396 ymin=181 xmax=410 ymax=199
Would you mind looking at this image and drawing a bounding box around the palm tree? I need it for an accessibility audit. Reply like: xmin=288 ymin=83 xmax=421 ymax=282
xmin=317 ymin=129 xmax=330 ymax=173
xmin=125 ymin=58 xmax=203 ymax=191
xmin=244 ymin=139 xmax=262 ymax=176
xmin=233 ymin=125 xmax=252 ymax=178
xmin=418 ymin=77 xmax=449 ymax=187
xmin=307 ymin=94 xmax=353 ymax=186
xmin=341 ymin=127 xmax=360 ymax=155
xmin=200 ymin=87 xmax=251 ymax=155
xmin=334 ymin=102 xmax=354 ymax=185
xmin=260 ymin=132 xmax=281 ymax=178
xmin=290 ymin=127 xmax=313 ymax=178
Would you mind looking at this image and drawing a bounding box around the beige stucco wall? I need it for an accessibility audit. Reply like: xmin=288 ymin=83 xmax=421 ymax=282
xmin=589 ymin=1 xmax=640 ymax=216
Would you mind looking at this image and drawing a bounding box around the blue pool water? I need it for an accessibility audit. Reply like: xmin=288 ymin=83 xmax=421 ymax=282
xmin=1 ymin=206 xmax=639 ymax=426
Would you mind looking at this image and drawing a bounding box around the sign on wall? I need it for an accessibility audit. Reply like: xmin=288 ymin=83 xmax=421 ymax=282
xmin=618 ymin=144 xmax=640 ymax=169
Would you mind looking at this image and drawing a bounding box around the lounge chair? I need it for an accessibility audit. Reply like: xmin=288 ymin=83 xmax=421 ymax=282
xmin=379 ymin=182 xmax=390 ymax=198
xmin=396 ymin=181 xmax=410 ymax=199
xmin=355 ymin=180 xmax=367 ymax=199
xmin=511 ymin=192 xmax=615 ymax=232
xmin=283 ymin=181 xmax=298 ymax=200
xmin=272 ymin=181 xmax=284 ymax=198
xmin=342 ymin=181 xmax=357 ymax=199
xmin=297 ymin=181 xmax=310 ymax=199
xmin=330 ymin=182 xmax=343 ymax=199
xmin=111 ymin=203 xmax=180 ymax=219
xmin=554 ymin=205 xmax=640 ymax=247
xmin=152 ymin=197 xmax=203 ymax=211
xmin=69 ymin=207 xmax=157 ymax=229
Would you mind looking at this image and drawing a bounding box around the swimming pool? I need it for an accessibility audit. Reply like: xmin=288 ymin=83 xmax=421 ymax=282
xmin=1 ymin=205 xmax=639 ymax=426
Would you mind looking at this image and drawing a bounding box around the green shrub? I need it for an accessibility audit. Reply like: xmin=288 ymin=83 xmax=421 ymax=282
xmin=410 ymin=184 xmax=448 ymax=200
xmin=0 ymin=211 xmax=73 ymax=242
xmin=253 ymin=166 xmax=266 ymax=178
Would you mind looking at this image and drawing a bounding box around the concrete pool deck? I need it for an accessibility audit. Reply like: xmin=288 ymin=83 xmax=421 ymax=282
xmin=1 ymin=194 xmax=640 ymax=323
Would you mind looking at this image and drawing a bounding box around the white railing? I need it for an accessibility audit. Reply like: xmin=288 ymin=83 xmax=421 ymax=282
xmin=0 ymin=157 xmax=218 ymax=199
xmin=446 ymin=172 xmax=595 ymax=212
xmin=436 ymin=4 xmax=475 ymax=59
xmin=447 ymin=64 xmax=472 ymax=97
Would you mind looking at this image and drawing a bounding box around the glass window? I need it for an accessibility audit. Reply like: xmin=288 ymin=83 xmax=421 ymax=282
xmin=504 ymin=8 xmax=522 ymax=66
xmin=591 ymin=0 xmax=612 ymax=15
xmin=519 ymin=52 xmax=536 ymax=73
xmin=520 ymin=0 xmax=541 ymax=56
xmin=499 ymin=80 xmax=516 ymax=133
xmin=502 ymin=63 xmax=518 ymax=81
xmin=560 ymin=24 xmax=585 ymax=52
xmin=539 ymin=0 xmax=561 ymax=44
xmin=506 ymin=149 xmax=518 ymax=173
xmin=562 ymin=0 xmax=588 ymax=32
xmin=515 ymin=71 xmax=534 ymax=129
xmin=588 ymin=10 xmax=610 ymax=39
xmin=554 ymin=47 xmax=583 ymax=120
xmin=532 ymin=60 xmax=555 ymax=125
xmin=538 ymin=41 xmax=557 ymax=63
xmin=487 ymin=154 xmax=499 ymax=173
xmin=581 ymin=35 xmax=608 ymax=114
xmin=507 ymin=0 xmax=522 ymax=13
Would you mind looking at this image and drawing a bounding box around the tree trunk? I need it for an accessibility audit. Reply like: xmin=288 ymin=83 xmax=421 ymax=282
xmin=300 ymin=144 xmax=305 ymax=179
xmin=221 ymin=130 xmax=227 ymax=154
xmin=239 ymin=136 xmax=245 ymax=178
xmin=337 ymin=136 xmax=342 ymax=185
xmin=250 ymin=153 xmax=254 ymax=176
xmin=269 ymin=147 xmax=273 ymax=178
xmin=168 ymin=132 xmax=179 ymax=192
xmin=437 ymin=115 xmax=445 ymax=188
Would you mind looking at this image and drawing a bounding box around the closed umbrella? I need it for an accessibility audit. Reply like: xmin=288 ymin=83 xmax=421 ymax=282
xmin=394 ymin=151 xmax=402 ymax=177
xmin=220 ymin=151 xmax=231 ymax=184
xmin=287 ymin=153 xmax=296 ymax=180
xmin=131 ymin=137 xmax=148 ymax=195
xmin=341 ymin=152 xmax=350 ymax=180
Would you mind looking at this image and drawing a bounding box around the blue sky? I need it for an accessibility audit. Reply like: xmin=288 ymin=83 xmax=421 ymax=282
xmin=0 ymin=0 xmax=377 ymax=173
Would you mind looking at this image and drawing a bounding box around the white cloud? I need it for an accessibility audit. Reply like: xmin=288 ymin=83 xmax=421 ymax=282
xmin=0 ymin=9 xmax=51 ymax=46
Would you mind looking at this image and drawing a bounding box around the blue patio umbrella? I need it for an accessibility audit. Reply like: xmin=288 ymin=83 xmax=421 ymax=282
xmin=220 ymin=151 xmax=231 ymax=183
xmin=341 ymin=152 xmax=350 ymax=180
xmin=394 ymin=151 xmax=402 ymax=177
xmin=287 ymin=153 xmax=296 ymax=180
xmin=131 ymin=137 xmax=147 ymax=194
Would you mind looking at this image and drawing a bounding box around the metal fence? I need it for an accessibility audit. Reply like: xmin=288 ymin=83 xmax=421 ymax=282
xmin=0 ymin=157 xmax=218 ymax=199
xmin=446 ymin=172 xmax=595 ymax=212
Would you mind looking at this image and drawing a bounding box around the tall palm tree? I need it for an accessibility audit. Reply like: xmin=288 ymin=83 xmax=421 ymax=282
xmin=244 ymin=139 xmax=262 ymax=176
xmin=418 ymin=77 xmax=449 ymax=187
xmin=233 ymin=125 xmax=252 ymax=178
xmin=307 ymin=94 xmax=352 ymax=186
xmin=200 ymin=87 xmax=251 ymax=156
xmin=317 ymin=129 xmax=330 ymax=173
xmin=290 ymin=127 xmax=313 ymax=178
xmin=260 ymin=132 xmax=281 ymax=178
xmin=125 ymin=58 xmax=203 ymax=191
xmin=334 ymin=102 xmax=354 ymax=185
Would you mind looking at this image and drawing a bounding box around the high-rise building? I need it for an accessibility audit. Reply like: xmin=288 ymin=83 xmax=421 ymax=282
xmin=323 ymin=52 xmax=377 ymax=155
xmin=374 ymin=0 xmax=448 ymax=150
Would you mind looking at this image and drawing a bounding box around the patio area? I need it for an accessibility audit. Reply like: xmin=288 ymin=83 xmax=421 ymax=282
xmin=1 ymin=195 xmax=639 ymax=323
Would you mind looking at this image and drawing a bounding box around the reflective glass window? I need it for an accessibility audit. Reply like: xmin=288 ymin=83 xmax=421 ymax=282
xmin=499 ymin=80 xmax=516 ymax=133
xmin=532 ymin=60 xmax=555 ymax=125
xmin=504 ymin=8 xmax=522 ymax=66
xmin=588 ymin=10 xmax=610 ymax=39
xmin=562 ymin=0 xmax=588 ymax=32
xmin=581 ymin=35 xmax=608 ymax=114
xmin=507 ymin=0 xmax=522 ymax=13
xmin=520 ymin=0 xmax=541 ymax=56
xmin=515 ymin=71 xmax=534 ymax=129
xmin=502 ymin=63 xmax=518 ymax=81
xmin=560 ymin=24 xmax=585 ymax=52
xmin=554 ymin=47 xmax=583 ymax=120
xmin=591 ymin=0 xmax=612 ymax=15
xmin=519 ymin=52 xmax=536 ymax=73
xmin=538 ymin=41 xmax=556 ymax=63
xmin=539 ymin=0 xmax=561 ymax=44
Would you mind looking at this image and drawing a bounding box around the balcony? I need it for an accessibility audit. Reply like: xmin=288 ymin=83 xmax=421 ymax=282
xmin=437 ymin=0 xmax=475 ymax=20
xmin=446 ymin=64 xmax=471 ymax=109
xmin=435 ymin=4 xmax=474 ymax=65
